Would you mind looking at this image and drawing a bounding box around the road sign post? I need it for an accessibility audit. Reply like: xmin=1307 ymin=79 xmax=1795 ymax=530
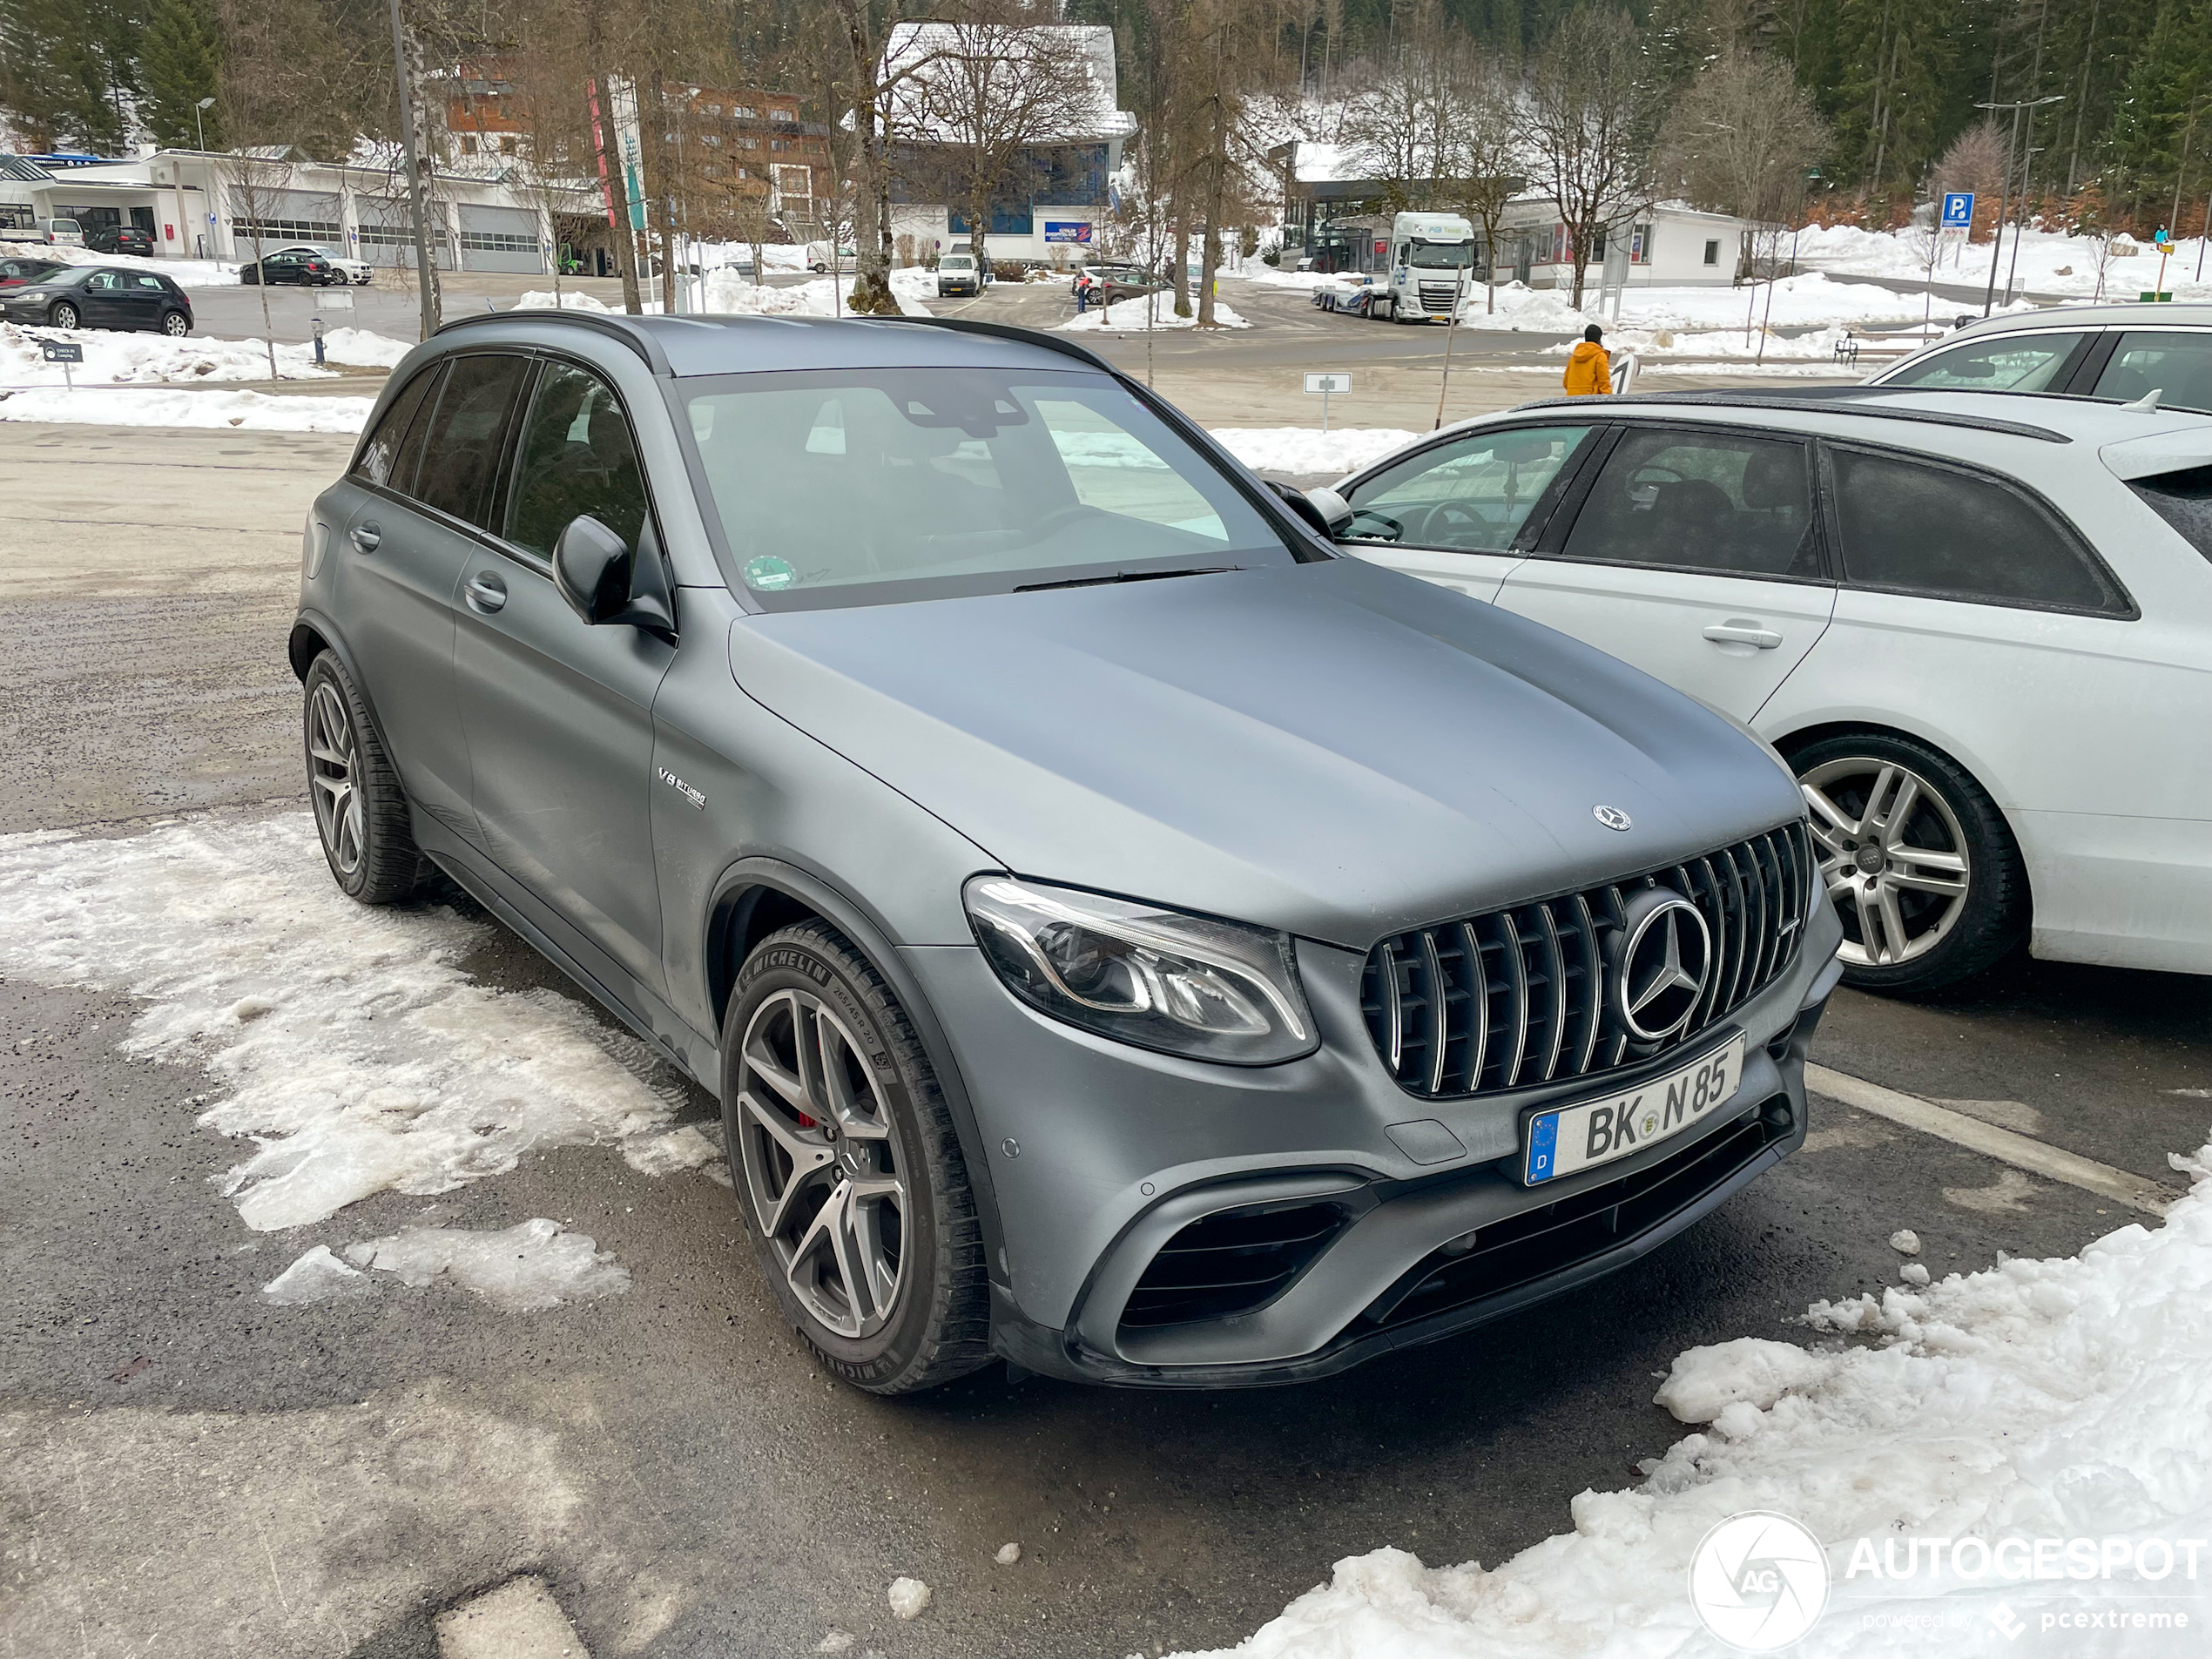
xmin=40 ymin=339 xmax=82 ymax=391
xmin=1305 ymin=370 xmax=1352 ymax=434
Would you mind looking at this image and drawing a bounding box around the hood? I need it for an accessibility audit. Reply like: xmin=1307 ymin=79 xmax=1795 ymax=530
xmin=1568 ymin=341 xmax=1607 ymax=364
xmin=728 ymin=559 xmax=1804 ymax=948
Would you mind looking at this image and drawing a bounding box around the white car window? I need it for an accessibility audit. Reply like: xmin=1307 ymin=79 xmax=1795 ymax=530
xmin=2093 ymin=332 xmax=2212 ymax=414
xmin=1560 ymin=429 xmax=1820 ymax=578
xmin=1882 ymin=333 xmax=2086 ymax=392
xmin=1344 ymin=425 xmax=1591 ymax=553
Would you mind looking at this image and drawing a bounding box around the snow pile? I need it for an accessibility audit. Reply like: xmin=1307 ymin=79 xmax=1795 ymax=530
xmin=264 ymin=1220 xmax=631 ymax=1309
xmin=0 ymin=385 xmax=376 ymax=431
xmin=1211 ymin=427 xmax=1420 ymax=476
xmin=1797 ymin=219 xmax=2212 ymax=302
xmin=1172 ymin=1140 xmax=2212 ymax=1657
xmin=317 ymin=327 xmax=415 ymax=368
xmin=698 ymin=264 xmax=936 ymax=318
xmin=0 ymin=238 xmax=235 ymax=287
xmin=0 ymin=320 xmax=413 ymax=387
xmin=0 ymin=815 xmax=706 ymax=1231
xmin=1062 ymin=290 xmax=1251 ymax=333
xmin=512 ymin=288 xmax=614 ymax=312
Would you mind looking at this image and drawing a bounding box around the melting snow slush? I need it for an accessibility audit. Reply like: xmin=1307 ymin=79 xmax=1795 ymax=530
xmin=0 ymin=814 xmax=714 ymax=1231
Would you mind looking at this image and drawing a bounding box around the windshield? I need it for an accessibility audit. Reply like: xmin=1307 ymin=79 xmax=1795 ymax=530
xmin=1407 ymin=240 xmax=1474 ymax=269
xmin=681 ymin=367 xmax=1295 ymax=610
xmin=940 ymin=254 xmax=974 ymax=269
xmin=38 ymin=266 xmax=92 ymax=287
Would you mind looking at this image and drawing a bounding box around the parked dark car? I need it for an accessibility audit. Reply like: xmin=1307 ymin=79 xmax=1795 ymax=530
xmin=1073 ymin=263 xmax=1157 ymax=305
xmin=0 ymin=262 xmax=193 ymax=334
xmin=86 ymin=225 xmax=156 ymax=257
xmin=0 ymin=255 xmax=67 ymax=288
xmin=241 ymin=249 xmax=338 ymax=287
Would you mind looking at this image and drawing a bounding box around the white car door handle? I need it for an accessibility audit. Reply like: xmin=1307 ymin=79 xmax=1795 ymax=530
xmin=1703 ymin=621 xmax=1785 ymax=650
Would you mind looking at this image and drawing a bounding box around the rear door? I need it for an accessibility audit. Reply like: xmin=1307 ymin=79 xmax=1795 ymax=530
xmin=1333 ymin=421 xmax=1596 ymax=602
xmin=2082 ymin=329 xmax=2212 ymax=415
xmin=1495 ymin=423 xmax=1835 ymax=720
xmin=452 ymin=355 xmax=676 ymax=994
xmin=114 ymin=273 xmax=166 ymax=330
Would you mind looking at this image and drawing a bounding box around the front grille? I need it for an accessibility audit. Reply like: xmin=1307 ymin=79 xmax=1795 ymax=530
xmin=1118 ymin=1201 xmax=1348 ymax=1332
xmin=1417 ymin=280 xmax=1460 ymax=309
xmin=1361 ymin=823 xmax=1813 ymax=1099
xmin=1364 ymin=1098 xmax=1791 ymax=1330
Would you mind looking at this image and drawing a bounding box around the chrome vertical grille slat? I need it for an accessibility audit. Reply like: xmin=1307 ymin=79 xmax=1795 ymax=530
xmin=1363 ymin=823 xmax=1814 ymax=1100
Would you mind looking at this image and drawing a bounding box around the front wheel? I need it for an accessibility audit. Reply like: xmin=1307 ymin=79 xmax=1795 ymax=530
xmin=160 ymin=310 xmax=190 ymax=337
xmin=50 ymin=301 xmax=79 ymax=329
xmin=724 ymin=921 xmax=990 ymax=1393
xmin=1793 ymin=732 xmax=2025 ymax=995
xmin=303 ymin=651 xmax=421 ymax=903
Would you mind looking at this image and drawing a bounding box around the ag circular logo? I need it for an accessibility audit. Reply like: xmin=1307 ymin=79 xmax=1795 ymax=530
xmin=1688 ymin=1511 xmax=1830 ymax=1651
xmin=1612 ymin=888 xmax=1712 ymax=1042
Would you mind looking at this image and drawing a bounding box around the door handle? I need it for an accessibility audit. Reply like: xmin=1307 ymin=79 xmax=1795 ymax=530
xmin=464 ymin=571 xmax=508 ymax=613
xmin=349 ymin=522 xmax=380 ymax=554
xmin=1702 ymin=620 xmax=1784 ymax=650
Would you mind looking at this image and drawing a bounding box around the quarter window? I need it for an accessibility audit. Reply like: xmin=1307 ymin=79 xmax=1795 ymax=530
xmin=1560 ymin=428 xmax=1819 ymax=577
xmin=351 ymin=363 xmax=443 ymax=493
xmin=412 ymin=354 xmax=529 ymax=529
xmin=2092 ymin=332 xmax=2212 ymax=415
xmin=1342 ymin=425 xmax=1591 ymax=553
xmin=505 ymin=361 xmax=649 ymax=556
xmin=1882 ymin=333 xmax=2087 ymax=393
xmin=1827 ymin=447 xmax=2123 ymax=612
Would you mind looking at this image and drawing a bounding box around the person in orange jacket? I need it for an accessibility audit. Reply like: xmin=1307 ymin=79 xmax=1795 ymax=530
xmin=1562 ymin=323 xmax=1612 ymax=395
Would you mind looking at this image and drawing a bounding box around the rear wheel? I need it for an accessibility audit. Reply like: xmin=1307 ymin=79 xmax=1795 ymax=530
xmin=1792 ymin=731 xmax=2024 ymax=995
xmin=50 ymin=300 xmax=79 ymax=329
xmin=160 ymin=310 xmax=190 ymax=337
xmin=303 ymin=651 xmax=421 ymax=904
xmin=723 ymin=921 xmax=990 ymax=1393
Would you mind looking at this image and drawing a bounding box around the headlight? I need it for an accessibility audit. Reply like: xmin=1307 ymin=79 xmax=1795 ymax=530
xmin=963 ymin=876 xmax=1317 ymax=1065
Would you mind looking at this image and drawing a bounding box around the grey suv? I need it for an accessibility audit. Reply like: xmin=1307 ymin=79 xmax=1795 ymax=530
xmin=290 ymin=311 xmax=1841 ymax=1392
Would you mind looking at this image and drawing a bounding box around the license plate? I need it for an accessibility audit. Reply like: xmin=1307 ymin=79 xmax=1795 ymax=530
xmin=1522 ymin=1034 xmax=1746 ymax=1185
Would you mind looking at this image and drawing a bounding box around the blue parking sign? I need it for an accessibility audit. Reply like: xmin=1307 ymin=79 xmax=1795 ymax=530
xmin=1941 ymin=192 xmax=1974 ymax=229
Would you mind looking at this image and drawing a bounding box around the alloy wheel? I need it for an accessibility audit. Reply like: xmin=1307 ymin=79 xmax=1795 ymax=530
xmin=1800 ymin=758 xmax=1972 ymax=968
xmin=162 ymin=312 xmax=189 ymax=336
xmin=307 ymin=679 xmax=365 ymax=876
xmin=735 ymin=987 xmax=909 ymax=1341
xmin=51 ymin=302 xmax=78 ymax=329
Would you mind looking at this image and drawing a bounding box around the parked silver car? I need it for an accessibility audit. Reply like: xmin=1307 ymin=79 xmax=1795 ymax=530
xmin=290 ymin=311 xmax=1839 ymax=1392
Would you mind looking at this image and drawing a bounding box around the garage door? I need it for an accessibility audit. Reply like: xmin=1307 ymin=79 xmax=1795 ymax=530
xmin=230 ymin=187 xmax=342 ymax=249
xmin=457 ymin=206 xmax=543 ymax=273
xmin=356 ymin=196 xmax=452 ymax=269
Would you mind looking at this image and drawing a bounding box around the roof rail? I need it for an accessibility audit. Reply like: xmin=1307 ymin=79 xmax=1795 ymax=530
xmin=1516 ymin=388 xmax=2073 ymax=444
xmin=435 ymin=307 xmax=671 ymax=375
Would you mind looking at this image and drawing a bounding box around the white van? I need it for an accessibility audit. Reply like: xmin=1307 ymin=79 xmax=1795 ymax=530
xmin=36 ymin=218 xmax=84 ymax=246
xmin=937 ymin=251 xmax=981 ymax=297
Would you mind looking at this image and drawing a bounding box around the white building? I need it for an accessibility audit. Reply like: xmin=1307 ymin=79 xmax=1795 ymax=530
xmin=2 ymin=147 xmax=597 ymax=274
xmin=880 ymin=23 xmax=1136 ymax=266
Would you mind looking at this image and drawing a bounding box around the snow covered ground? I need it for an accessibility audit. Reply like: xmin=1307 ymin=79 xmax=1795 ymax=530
xmin=0 ymin=384 xmax=377 ymax=431
xmin=0 ymin=237 xmax=236 ymax=287
xmin=512 ymin=264 xmax=938 ymax=320
xmin=1173 ymin=1148 xmax=2212 ymax=1657
xmin=0 ymin=814 xmax=721 ymax=1234
xmin=265 ymin=1219 xmax=632 ymax=1311
xmin=1212 ymin=427 xmax=1419 ymax=475
xmin=1062 ymin=289 xmax=1251 ymax=333
xmin=1797 ymin=220 xmax=2212 ymax=304
xmin=0 ymin=320 xmax=410 ymax=388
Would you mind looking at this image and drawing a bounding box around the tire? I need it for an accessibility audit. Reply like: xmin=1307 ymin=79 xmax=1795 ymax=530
xmin=160 ymin=310 xmax=189 ymax=337
xmin=302 ymin=651 xmax=422 ymax=904
xmin=50 ymin=301 xmax=78 ymax=329
xmin=723 ymin=921 xmax=990 ymax=1394
xmin=1791 ymin=730 xmax=2025 ymax=995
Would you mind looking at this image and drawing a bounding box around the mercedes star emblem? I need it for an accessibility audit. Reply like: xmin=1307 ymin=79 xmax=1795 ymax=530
xmin=1612 ymin=889 xmax=1713 ymax=1042
xmin=1594 ymin=805 xmax=1632 ymax=832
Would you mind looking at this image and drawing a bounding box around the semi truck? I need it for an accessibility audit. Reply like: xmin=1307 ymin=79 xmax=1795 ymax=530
xmin=1308 ymin=211 xmax=1480 ymax=323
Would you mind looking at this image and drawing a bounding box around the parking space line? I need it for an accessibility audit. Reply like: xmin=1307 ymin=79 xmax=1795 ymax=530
xmin=1805 ymin=1062 xmax=2184 ymax=1216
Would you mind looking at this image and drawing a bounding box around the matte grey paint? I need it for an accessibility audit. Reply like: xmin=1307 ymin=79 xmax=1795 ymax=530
xmin=300 ymin=311 xmax=1838 ymax=1386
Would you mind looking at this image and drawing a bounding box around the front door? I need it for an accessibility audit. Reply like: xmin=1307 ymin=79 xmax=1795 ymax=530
xmin=453 ymin=356 xmax=675 ymax=994
xmin=1333 ymin=422 xmax=1597 ymax=602
xmin=1496 ymin=424 xmax=1836 ymax=720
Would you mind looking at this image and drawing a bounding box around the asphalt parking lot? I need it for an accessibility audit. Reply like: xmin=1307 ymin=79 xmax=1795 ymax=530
xmin=2 ymin=323 xmax=2207 ymax=1656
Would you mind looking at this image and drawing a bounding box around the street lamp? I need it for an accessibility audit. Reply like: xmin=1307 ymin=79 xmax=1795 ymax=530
xmin=194 ymin=96 xmax=214 ymax=152
xmin=1974 ymin=94 xmax=2063 ymax=315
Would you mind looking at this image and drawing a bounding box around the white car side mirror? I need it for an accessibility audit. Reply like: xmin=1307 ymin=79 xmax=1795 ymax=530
xmin=1304 ymin=486 xmax=1354 ymax=536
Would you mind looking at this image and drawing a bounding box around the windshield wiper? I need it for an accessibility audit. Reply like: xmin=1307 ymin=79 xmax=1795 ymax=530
xmin=1015 ymin=566 xmax=1237 ymax=593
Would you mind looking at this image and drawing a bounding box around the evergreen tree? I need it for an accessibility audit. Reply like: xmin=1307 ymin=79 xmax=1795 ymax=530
xmin=140 ymin=0 xmax=223 ymax=147
xmin=0 ymin=0 xmax=128 ymax=150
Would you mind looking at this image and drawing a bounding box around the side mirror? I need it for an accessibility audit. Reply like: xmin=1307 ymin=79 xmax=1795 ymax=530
xmin=552 ymin=515 xmax=675 ymax=637
xmin=1303 ymin=485 xmax=1354 ymax=536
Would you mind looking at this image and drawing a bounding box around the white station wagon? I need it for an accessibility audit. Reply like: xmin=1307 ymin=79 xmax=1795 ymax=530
xmin=1308 ymin=388 xmax=2212 ymax=992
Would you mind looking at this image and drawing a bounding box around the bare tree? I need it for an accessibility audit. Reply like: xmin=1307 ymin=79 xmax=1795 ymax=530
xmin=1518 ymin=3 xmax=1664 ymax=309
xmin=1655 ymin=47 xmax=1829 ymax=279
xmin=1446 ymin=56 xmax=1522 ymax=314
xmin=893 ymin=18 xmax=1096 ymax=269
xmin=1341 ymin=0 xmax=1465 ymax=212
xmin=1934 ymin=120 xmax=2006 ymax=240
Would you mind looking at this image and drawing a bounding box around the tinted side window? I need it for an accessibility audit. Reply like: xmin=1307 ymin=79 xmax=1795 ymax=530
xmin=413 ymin=354 xmax=529 ymax=529
xmin=1829 ymin=447 xmax=2122 ymax=612
xmin=351 ymin=364 xmax=442 ymax=492
xmin=2127 ymin=465 xmax=2212 ymax=567
xmin=505 ymin=361 xmax=649 ymax=555
xmin=1344 ymin=424 xmax=1591 ymax=553
xmin=1560 ymin=428 xmax=1819 ymax=577
xmin=2093 ymin=332 xmax=2212 ymax=415
xmin=1883 ymin=333 xmax=2087 ymax=392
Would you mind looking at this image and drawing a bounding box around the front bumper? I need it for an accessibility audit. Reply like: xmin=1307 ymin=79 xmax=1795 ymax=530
xmin=902 ymin=903 xmax=1844 ymax=1389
